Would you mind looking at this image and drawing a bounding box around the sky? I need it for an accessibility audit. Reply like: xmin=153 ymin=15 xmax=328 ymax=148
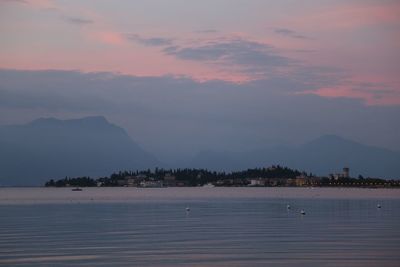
xmin=0 ymin=0 xmax=400 ymax=162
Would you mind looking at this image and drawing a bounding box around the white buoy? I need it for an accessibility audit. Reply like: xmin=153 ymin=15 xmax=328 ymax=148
xmin=300 ymin=209 xmax=306 ymax=215
xmin=377 ymin=204 xmax=381 ymax=209
xmin=287 ymin=204 xmax=291 ymax=210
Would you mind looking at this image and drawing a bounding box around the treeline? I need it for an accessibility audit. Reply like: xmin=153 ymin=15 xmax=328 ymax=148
xmin=45 ymin=165 xmax=305 ymax=187
xmin=45 ymin=177 xmax=97 ymax=187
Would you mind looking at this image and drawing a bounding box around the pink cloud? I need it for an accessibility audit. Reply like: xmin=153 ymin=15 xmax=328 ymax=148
xmin=283 ymin=2 xmax=400 ymax=31
xmin=89 ymin=32 xmax=125 ymax=46
xmin=1 ymin=0 xmax=398 ymax=105
xmin=270 ymin=2 xmax=400 ymax=106
xmin=13 ymin=0 xmax=58 ymax=10
xmin=299 ymin=84 xmax=400 ymax=106
xmin=0 ymin=35 xmax=250 ymax=84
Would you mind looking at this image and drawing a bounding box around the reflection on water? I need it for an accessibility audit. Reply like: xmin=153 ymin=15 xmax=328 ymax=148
xmin=0 ymin=188 xmax=399 ymax=267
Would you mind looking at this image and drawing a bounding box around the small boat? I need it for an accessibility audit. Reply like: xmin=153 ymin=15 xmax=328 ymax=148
xmin=203 ymin=183 xmax=215 ymax=188
xmin=72 ymin=187 xmax=83 ymax=191
xmin=300 ymin=209 xmax=306 ymax=215
xmin=377 ymin=204 xmax=381 ymax=209
xmin=186 ymin=207 xmax=191 ymax=212
xmin=286 ymin=204 xmax=291 ymax=210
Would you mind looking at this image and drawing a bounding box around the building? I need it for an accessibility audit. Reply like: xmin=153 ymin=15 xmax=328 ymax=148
xmin=330 ymin=167 xmax=350 ymax=180
xmin=295 ymin=176 xmax=306 ymax=186
xmin=126 ymin=176 xmax=139 ymax=187
xmin=139 ymin=180 xmax=163 ymax=188
xmin=249 ymin=178 xmax=266 ymax=186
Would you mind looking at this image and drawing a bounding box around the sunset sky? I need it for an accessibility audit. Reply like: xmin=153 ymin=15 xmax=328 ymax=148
xmin=1 ymin=0 xmax=399 ymax=161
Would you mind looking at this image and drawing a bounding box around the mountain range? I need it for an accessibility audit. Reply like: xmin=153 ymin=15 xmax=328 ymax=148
xmin=186 ymin=135 xmax=400 ymax=179
xmin=0 ymin=116 xmax=399 ymax=185
xmin=0 ymin=116 xmax=159 ymax=186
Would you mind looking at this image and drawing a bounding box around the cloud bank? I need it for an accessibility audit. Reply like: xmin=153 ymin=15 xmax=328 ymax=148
xmin=1 ymin=69 xmax=399 ymax=163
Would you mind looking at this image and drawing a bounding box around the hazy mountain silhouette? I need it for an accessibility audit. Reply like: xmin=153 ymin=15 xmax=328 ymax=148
xmin=1 ymin=116 xmax=399 ymax=186
xmin=0 ymin=116 xmax=159 ymax=186
xmin=188 ymin=135 xmax=400 ymax=179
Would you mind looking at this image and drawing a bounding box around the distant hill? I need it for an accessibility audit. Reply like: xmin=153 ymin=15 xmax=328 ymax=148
xmin=0 ymin=116 xmax=159 ymax=186
xmin=187 ymin=135 xmax=400 ymax=179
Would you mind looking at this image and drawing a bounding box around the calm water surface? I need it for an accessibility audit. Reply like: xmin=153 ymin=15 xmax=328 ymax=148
xmin=0 ymin=187 xmax=399 ymax=267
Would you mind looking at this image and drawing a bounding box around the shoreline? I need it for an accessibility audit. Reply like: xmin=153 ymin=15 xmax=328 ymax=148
xmin=1 ymin=187 xmax=399 ymax=205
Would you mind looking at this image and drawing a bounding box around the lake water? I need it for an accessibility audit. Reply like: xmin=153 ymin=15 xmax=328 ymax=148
xmin=0 ymin=187 xmax=399 ymax=267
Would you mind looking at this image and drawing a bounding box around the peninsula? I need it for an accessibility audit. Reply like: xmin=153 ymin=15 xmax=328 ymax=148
xmin=45 ymin=165 xmax=399 ymax=188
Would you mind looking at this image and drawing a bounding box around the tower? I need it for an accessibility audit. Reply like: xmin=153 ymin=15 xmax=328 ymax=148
xmin=343 ymin=167 xmax=350 ymax=178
